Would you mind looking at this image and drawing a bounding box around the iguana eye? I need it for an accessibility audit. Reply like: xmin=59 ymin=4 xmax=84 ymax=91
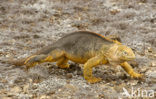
xmin=123 ymin=51 xmax=128 ymax=55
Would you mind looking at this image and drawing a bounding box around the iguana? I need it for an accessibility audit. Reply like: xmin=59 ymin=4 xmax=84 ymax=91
xmin=10 ymin=31 xmax=142 ymax=83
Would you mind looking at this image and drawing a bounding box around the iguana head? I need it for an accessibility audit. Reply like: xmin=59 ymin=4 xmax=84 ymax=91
xmin=116 ymin=45 xmax=135 ymax=61
xmin=106 ymin=44 xmax=135 ymax=64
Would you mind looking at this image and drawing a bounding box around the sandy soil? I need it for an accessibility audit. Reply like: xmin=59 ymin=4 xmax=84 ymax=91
xmin=0 ymin=0 xmax=156 ymax=99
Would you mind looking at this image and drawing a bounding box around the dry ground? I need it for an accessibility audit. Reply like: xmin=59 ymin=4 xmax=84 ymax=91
xmin=0 ymin=0 xmax=156 ymax=99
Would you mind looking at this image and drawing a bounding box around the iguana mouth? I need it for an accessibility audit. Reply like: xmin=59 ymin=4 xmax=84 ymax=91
xmin=120 ymin=56 xmax=135 ymax=61
xmin=127 ymin=57 xmax=135 ymax=60
xmin=126 ymin=53 xmax=135 ymax=60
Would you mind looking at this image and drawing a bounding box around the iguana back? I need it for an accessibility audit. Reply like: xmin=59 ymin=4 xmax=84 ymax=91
xmin=37 ymin=31 xmax=113 ymax=56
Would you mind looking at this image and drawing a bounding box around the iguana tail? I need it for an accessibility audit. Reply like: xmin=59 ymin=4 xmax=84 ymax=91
xmin=10 ymin=58 xmax=26 ymax=66
xmin=0 ymin=58 xmax=26 ymax=66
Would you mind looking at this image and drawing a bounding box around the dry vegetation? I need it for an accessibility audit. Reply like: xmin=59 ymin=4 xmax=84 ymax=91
xmin=0 ymin=0 xmax=156 ymax=98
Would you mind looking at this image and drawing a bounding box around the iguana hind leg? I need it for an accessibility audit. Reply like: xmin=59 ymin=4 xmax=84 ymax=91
xmin=25 ymin=50 xmax=65 ymax=70
xmin=56 ymin=57 xmax=69 ymax=68
xmin=120 ymin=62 xmax=142 ymax=78
xmin=24 ymin=55 xmax=47 ymax=69
xmin=83 ymin=56 xmax=108 ymax=83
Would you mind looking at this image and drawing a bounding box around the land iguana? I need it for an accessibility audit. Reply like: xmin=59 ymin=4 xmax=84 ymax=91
xmin=10 ymin=31 xmax=142 ymax=83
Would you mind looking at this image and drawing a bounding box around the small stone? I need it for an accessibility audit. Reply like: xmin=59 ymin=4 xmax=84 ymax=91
xmin=64 ymin=84 xmax=78 ymax=92
xmin=14 ymin=77 xmax=26 ymax=84
xmin=127 ymin=80 xmax=138 ymax=86
xmin=47 ymin=91 xmax=55 ymax=95
xmin=33 ymin=79 xmax=41 ymax=83
xmin=29 ymin=78 xmax=33 ymax=83
xmin=1 ymin=97 xmax=12 ymax=99
xmin=98 ymin=94 xmax=105 ymax=99
xmin=39 ymin=95 xmax=50 ymax=99
xmin=66 ymin=73 xmax=73 ymax=79
xmin=151 ymin=61 xmax=156 ymax=67
xmin=58 ymin=89 xmax=62 ymax=92
xmin=147 ymin=47 xmax=153 ymax=53
xmin=23 ymin=84 xmax=29 ymax=93
xmin=139 ymin=0 xmax=147 ymax=3
xmin=7 ymin=92 xmax=14 ymax=97
xmin=0 ymin=89 xmax=7 ymax=94
xmin=140 ymin=66 xmax=148 ymax=73
xmin=66 ymin=80 xmax=70 ymax=84
xmin=10 ymin=86 xmax=22 ymax=93
xmin=33 ymin=34 xmax=40 ymax=39
xmin=1 ymin=79 xmax=7 ymax=83
xmin=114 ymin=85 xmax=123 ymax=92
xmin=130 ymin=61 xmax=139 ymax=68
xmin=110 ymin=9 xmax=120 ymax=15
xmin=31 ymin=84 xmax=38 ymax=90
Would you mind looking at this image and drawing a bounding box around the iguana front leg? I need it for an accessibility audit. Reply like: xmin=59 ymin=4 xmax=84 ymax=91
xmin=83 ymin=55 xmax=108 ymax=83
xmin=120 ymin=62 xmax=142 ymax=78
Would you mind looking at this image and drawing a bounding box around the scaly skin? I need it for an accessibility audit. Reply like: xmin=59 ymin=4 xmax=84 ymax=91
xmin=10 ymin=31 xmax=143 ymax=83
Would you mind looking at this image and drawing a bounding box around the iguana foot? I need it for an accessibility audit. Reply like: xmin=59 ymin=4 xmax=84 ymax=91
xmin=85 ymin=77 xmax=102 ymax=83
xmin=25 ymin=62 xmax=38 ymax=71
xmin=58 ymin=64 xmax=70 ymax=69
xmin=129 ymin=72 xmax=143 ymax=79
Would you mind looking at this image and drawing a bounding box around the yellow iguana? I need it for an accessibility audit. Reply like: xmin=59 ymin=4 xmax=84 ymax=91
xmin=10 ymin=31 xmax=142 ymax=83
